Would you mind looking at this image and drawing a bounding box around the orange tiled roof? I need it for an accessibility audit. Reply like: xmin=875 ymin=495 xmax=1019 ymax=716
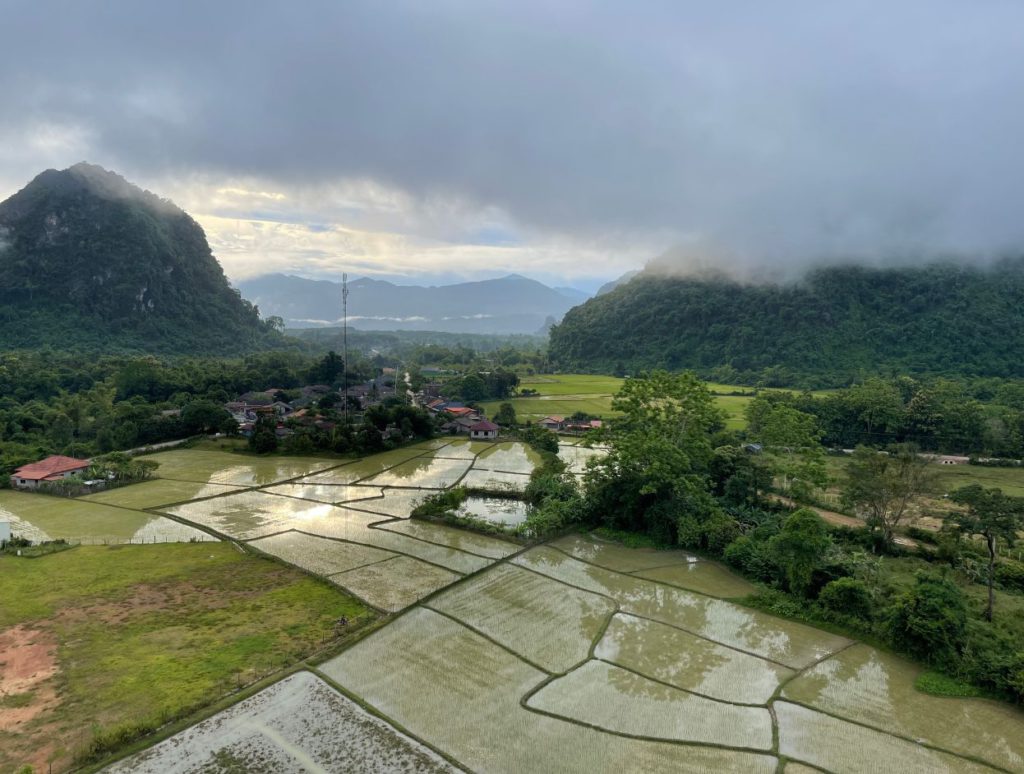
xmin=13 ymin=455 xmax=90 ymax=481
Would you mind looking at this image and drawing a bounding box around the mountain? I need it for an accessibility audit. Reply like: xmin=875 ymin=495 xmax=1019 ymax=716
xmin=0 ymin=163 xmax=281 ymax=353
xmin=238 ymin=273 xmax=582 ymax=334
xmin=553 ymin=286 xmax=591 ymax=304
xmin=596 ymin=270 xmax=640 ymax=295
xmin=549 ymin=261 xmax=1024 ymax=381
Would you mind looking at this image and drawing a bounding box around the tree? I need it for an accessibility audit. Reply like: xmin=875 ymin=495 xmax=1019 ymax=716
xmin=181 ymin=400 xmax=231 ymax=435
xmin=249 ymin=415 xmax=278 ymax=453
xmin=754 ymin=403 xmax=828 ymax=501
xmin=841 ymin=444 xmax=934 ymax=550
xmin=494 ymin=402 xmax=518 ymax=427
xmin=889 ymin=571 xmax=967 ymax=666
xmin=769 ymin=508 xmax=832 ymax=596
xmin=950 ymin=484 xmax=1024 ymax=621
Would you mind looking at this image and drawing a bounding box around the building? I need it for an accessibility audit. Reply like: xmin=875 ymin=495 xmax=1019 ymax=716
xmin=469 ymin=420 xmax=500 ymax=440
xmin=538 ymin=415 xmax=565 ymax=431
xmin=11 ymin=455 xmax=91 ymax=490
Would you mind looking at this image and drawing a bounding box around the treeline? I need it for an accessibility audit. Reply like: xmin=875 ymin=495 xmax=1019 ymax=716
xmin=750 ymin=376 xmax=1024 ymax=457
xmin=549 ymin=260 xmax=1024 ymax=384
xmin=0 ymin=350 xmax=380 ymax=478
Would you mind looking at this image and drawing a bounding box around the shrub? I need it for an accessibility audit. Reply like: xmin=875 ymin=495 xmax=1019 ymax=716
xmin=888 ymin=571 xmax=968 ymax=667
xmin=995 ymin=559 xmax=1024 ymax=592
xmin=819 ymin=577 xmax=872 ymax=620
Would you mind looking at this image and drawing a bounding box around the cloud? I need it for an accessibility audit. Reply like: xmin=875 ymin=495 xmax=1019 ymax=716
xmin=1 ymin=0 xmax=1024 ymax=281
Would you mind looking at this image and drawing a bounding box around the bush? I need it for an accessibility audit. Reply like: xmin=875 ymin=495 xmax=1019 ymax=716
xmin=819 ymin=577 xmax=872 ymax=620
xmin=995 ymin=559 xmax=1024 ymax=592
xmin=888 ymin=571 xmax=968 ymax=667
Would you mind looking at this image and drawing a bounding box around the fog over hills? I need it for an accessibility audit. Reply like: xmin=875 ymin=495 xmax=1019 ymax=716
xmin=237 ymin=273 xmax=589 ymax=334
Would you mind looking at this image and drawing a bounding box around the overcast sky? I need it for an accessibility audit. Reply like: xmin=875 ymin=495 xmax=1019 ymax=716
xmin=2 ymin=1 xmax=1023 ymax=290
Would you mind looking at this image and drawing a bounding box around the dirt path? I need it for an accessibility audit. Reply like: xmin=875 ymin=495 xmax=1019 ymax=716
xmin=768 ymin=495 xmax=920 ymax=549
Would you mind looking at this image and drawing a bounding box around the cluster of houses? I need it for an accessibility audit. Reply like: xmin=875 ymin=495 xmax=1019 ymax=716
xmin=423 ymin=400 xmax=499 ymax=440
xmin=537 ymin=415 xmax=603 ymax=434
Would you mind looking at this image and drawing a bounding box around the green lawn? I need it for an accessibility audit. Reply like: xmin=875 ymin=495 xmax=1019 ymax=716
xmin=0 ymin=543 xmax=374 ymax=773
xmin=826 ymin=456 xmax=1024 ymax=498
xmin=482 ymin=373 xmax=754 ymax=429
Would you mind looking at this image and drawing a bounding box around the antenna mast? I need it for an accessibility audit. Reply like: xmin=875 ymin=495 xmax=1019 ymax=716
xmin=342 ymin=272 xmax=349 ymax=426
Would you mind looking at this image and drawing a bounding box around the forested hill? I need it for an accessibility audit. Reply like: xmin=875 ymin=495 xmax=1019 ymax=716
xmin=548 ymin=261 xmax=1024 ymax=381
xmin=0 ymin=163 xmax=282 ymax=353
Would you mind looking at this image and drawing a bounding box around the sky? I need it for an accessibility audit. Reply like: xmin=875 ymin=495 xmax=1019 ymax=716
xmin=2 ymin=1 xmax=1023 ymax=291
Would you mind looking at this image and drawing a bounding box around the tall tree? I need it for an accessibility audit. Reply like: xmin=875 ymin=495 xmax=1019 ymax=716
xmin=950 ymin=484 xmax=1024 ymax=621
xmin=841 ymin=444 xmax=935 ymax=550
xmin=769 ymin=508 xmax=832 ymax=596
xmin=752 ymin=402 xmax=828 ymax=501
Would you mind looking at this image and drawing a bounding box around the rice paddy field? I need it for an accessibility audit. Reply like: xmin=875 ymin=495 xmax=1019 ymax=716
xmin=9 ymin=443 xmax=1024 ymax=772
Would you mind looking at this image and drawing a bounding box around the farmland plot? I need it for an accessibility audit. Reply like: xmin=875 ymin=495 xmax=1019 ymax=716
xmin=329 ymin=556 xmax=460 ymax=612
xmin=783 ymin=643 xmax=1024 ymax=771
xmin=458 ymin=468 xmax=531 ymax=493
xmin=551 ymin=532 xmax=700 ymax=572
xmin=162 ymin=491 xmax=339 ymax=539
xmin=321 ymin=607 xmax=777 ymax=774
xmin=472 ymin=442 xmax=540 ymax=473
xmin=363 ymin=455 xmax=472 ymax=488
xmin=248 ymin=531 xmax=397 ymax=575
xmin=377 ymin=519 xmax=519 ymax=558
xmin=0 ymin=491 xmax=214 ymax=543
xmin=81 ymin=479 xmax=243 ymax=509
xmin=527 ymin=660 xmax=773 ymax=749
xmin=342 ymin=488 xmax=428 ymax=518
xmin=429 ymin=438 xmax=490 ymax=459
xmin=775 ymin=701 xmax=993 ymax=774
xmin=595 ymin=613 xmax=793 ymax=704
xmin=557 ymin=444 xmax=607 ymax=474
xmin=297 ymin=449 xmax=427 ymax=484
xmin=514 ymin=546 xmax=850 ymax=669
xmin=260 ymin=483 xmax=384 ymax=504
xmin=356 ymin=527 xmax=494 ymax=573
xmin=428 ymin=564 xmax=615 ymax=672
xmin=632 ymin=561 xmax=757 ymax=598
xmin=457 ymin=495 xmax=531 ymax=526
xmin=139 ymin=449 xmax=336 ymax=485
xmin=104 ymin=671 xmax=455 ymax=773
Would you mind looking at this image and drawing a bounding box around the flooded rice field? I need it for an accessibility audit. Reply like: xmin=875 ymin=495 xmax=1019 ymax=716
xmin=17 ymin=442 xmax=1017 ymax=773
xmin=457 ymin=495 xmax=531 ymax=525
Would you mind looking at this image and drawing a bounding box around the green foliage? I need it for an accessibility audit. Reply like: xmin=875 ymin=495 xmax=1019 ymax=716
xmin=995 ymin=559 xmax=1024 ymax=592
xmin=549 ymin=262 xmax=1024 ymax=381
xmin=818 ymin=577 xmax=873 ymax=620
xmin=769 ymin=508 xmax=833 ymax=596
xmin=842 ymin=444 xmax=935 ymax=550
xmin=248 ymin=415 xmax=278 ymax=454
xmin=949 ymin=484 xmax=1024 ymax=621
xmin=493 ymin=402 xmax=518 ymax=427
xmin=913 ymin=670 xmax=981 ymax=698
xmin=515 ymin=424 xmax=559 ymax=454
xmin=410 ymin=487 xmax=468 ymax=519
xmin=888 ymin=571 xmax=968 ymax=666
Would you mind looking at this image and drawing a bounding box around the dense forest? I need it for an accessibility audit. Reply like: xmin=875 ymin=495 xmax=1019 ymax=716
xmin=0 ymin=163 xmax=284 ymax=353
xmin=549 ymin=261 xmax=1024 ymax=384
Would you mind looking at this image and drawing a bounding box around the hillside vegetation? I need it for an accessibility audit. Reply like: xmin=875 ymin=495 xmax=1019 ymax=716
xmin=0 ymin=163 xmax=283 ymax=354
xmin=549 ymin=262 xmax=1024 ymax=383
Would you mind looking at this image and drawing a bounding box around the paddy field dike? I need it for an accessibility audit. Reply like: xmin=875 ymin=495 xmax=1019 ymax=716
xmin=3 ymin=439 xmax=1023 ymax=773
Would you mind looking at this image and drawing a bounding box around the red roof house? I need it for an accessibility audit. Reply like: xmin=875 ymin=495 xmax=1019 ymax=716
xmin=11 ymin=455 xmax=91 ymax=489
xmin=469 ymin=419 xmax=500 ymax=440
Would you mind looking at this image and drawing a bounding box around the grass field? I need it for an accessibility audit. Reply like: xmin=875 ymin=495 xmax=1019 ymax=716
xmin=0 ymin=543 xmax=373 ymax=773
xmin=480 ymin=373 xmax=755 ymax=429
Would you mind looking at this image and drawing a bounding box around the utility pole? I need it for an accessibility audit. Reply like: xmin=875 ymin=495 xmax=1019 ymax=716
xmin=342 ymin=272 xmax=349 ymax=427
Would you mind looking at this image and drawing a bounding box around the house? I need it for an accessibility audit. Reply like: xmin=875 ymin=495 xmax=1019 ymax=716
xmin=538 ymin=416 xmax=565 ymax=431
xmin=564 ymin=419 xmax=603 ymax=434
xmin=11 ymin=455 xmax=91 ymax=490
xmin=445 ymin=406 xmax=480 ymax=420
xmin=469 ymin=420 xmax=500 ymax=440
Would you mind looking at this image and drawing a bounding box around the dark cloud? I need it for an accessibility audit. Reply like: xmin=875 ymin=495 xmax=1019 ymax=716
xmin=2 ymin=0 xmax=1024 ymax=273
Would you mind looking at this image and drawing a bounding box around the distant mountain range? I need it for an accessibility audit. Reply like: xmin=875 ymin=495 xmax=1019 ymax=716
xmin=238 ymin=273 xmax=591 ymax=334
xmin=0 ymin=163 xmax=281 ymax=353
